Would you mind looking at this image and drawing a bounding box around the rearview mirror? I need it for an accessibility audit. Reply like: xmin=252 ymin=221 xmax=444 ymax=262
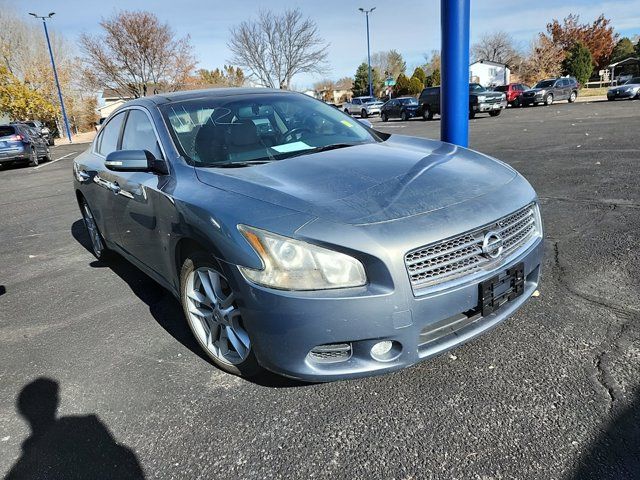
xmin=105 ymin=150 xmax=167 ymax=174
xmin=358 ymin=119 xmax=373 ymax=128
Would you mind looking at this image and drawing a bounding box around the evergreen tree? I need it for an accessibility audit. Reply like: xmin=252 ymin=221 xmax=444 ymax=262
xmin=610 ymin=38 xmax=635 ymax=64
xmin=562 ymin=42 xmax=593 ymax=85
xmin=352 ymin=63 xmax=370 ymax=97
xmin=411 ymin=67 xmax=426 ymax=86
xmin=408 ymin=77 xmax=423 ymax=95
xmin=394 ymin=73 xmax=410 ymax=96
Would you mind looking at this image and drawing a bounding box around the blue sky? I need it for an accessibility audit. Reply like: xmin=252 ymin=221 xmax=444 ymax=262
xmin=15 ymin=0 xmax=640 ymax=88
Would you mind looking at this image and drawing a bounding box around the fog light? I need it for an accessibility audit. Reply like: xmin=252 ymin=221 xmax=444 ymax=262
xmin=371 ymin=341 xmax=393 ymax=357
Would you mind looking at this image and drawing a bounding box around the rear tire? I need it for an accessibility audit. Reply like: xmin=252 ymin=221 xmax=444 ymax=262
xmin=42 ymin=147 xmax=51 ymax=162
xmin=80 ymin=198 xmax=110 ymax=261
xmin=180 ymin=252 xmax=262 ymax=377
xmin=28 ymin=147 xmax=39 ymax=167
xmin=568 ymin=91 xmax=577 ymax=103
xmin=422 ymin=106 xmax=433 ymax=120
xmin=469 ymin=109 xmax=476 ymax=119
xmin=513 ymin=97 xmax=521 ymax=108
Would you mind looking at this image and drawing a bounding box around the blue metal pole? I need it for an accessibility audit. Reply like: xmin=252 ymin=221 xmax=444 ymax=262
xmin=42 ymin=19 xmax=73 ymax=143
xmin=366 ymin=13 xmax=372 ymax=97
xmin=440 ymin=0 xmax=470 ymax=147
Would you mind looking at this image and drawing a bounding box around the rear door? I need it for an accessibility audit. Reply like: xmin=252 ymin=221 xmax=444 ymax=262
xmin=110 ymin=107 xmax=172 ymax=276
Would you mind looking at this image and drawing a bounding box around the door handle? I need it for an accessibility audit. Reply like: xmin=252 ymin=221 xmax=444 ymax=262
xmin=110 ymin=182 xmax=121 ymax=195
xmin=77 ymin=169 xmax=91 ymax=181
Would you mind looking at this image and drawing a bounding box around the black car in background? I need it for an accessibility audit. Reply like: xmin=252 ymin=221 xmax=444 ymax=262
xmin=380 ymin=97 xmax=420 ymax=121
xmin=0 ymin=124 xmax=50 ymax=167
xmin=418 ymin=83 xmax=507 ymax=120
xmin=521 ymin=77 xmax=579 ymax=106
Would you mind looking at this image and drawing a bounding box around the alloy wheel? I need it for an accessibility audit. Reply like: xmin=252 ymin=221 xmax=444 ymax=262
xmin=81 ymin=202 xmax=104 ymax=257
xmin=185 ymin=267 xmax=250 ymax=365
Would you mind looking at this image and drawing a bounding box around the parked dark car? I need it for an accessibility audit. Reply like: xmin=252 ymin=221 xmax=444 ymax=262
xmin=0 ymin=124 xmax=50 ymax=167
xmin=380 ymin=97 xmax=420 ymax=121
xmin=13 ymin=120 xmax=54 ymax=146
xmin=418 ymin=83 xmax=507 ymax=120
xmin=493 ymin=83 xmax=529 ymax=107
xmin=607 ymin=77 xmax=640 ymax=101
xmin=73 ymin=88 xmax=543 ymax=382
xmin=521 ymin=77 xmax=578 ymax=106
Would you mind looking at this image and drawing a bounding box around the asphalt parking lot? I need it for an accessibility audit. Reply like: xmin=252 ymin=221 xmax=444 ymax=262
xmin=1 ymin=100 xmax=639 ymax=479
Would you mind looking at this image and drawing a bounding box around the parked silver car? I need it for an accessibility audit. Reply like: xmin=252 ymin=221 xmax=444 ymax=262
xmin=343 ymin=96 xmax=384 ymax=118
xmin=607 ymin=77 xmax=640 ymax=101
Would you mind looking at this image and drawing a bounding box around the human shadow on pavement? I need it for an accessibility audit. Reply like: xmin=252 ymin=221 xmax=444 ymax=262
xmin=570 ymin=386 xmax=640 ymax=479
xmin=5 ymin=378 xmax=145 ymax=480
xmin=71 ymin=220 xmax=307 ymax=389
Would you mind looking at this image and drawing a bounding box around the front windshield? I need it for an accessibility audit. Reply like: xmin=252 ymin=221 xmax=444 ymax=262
xmin=399 ymin=98 xmax=418 ymax=105
xmin=162 ymin=93 xmax=378 ymax=166
xmin=357 ymin=97 xmax=375 ymax=103
xmin=625 ymin=77 xmax=640 ymax=85
xmin=469 ymin=83 xmax=486 ymax=92
xmin=534 ymin=80 xmax=555 ymax=88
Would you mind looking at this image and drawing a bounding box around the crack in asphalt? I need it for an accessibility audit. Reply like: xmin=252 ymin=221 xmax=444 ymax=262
xmin=552 ymin=241 xmax=638 ymax=412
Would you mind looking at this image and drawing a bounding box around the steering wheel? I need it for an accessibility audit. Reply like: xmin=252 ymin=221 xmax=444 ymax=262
xmin=282 ymin=127 xmax=311 ymax=143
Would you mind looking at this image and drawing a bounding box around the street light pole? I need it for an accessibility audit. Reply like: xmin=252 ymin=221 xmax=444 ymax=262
xmin=29 ymin=12 xmax=73 ymax=143
xmin=359 ymin=7 xmax=376 ymax=97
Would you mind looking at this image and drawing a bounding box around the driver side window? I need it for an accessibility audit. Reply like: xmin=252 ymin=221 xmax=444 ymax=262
xmin=121 ymin=109 xmax=163 ymax=159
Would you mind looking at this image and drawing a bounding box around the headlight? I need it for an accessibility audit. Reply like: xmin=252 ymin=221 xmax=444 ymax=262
xmin=478 ymin=95 xmax=486 ymax=102
xmin=501 ymin=93 xmax=506 ymax=101
xmin=238 ymin=225 xmax=367 ymax=290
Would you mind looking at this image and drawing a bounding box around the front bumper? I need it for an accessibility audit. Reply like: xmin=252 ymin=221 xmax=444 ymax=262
xmin=230 ymin=235 xmax=543 ymax=382
xmin=607 ymin=90 xmax=637 ymax=100
xmin=474 ymin=100 xmax=507 ymax=112
xmin=521 ymin=95 xmax=542 ymax=105
xmin=364 ymin=107 xmax=381 ymax=115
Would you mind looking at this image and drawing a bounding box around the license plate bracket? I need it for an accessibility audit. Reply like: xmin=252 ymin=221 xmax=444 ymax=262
xmin=479 ymin=263 xmax=525 ymax=316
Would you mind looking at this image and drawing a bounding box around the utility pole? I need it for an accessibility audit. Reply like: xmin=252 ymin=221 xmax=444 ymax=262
xmin=29 ymin=12 xmax=73 ymax=143
xmin=440 ymin=0 xmax=470 ymax=147
xmin=359 ymin=7 xmax=376 ymax=97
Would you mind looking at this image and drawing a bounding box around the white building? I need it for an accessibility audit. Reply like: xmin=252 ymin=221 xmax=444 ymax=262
xmin=97 ymin=89 xmax=134 ymax=119
xmin=469 ymin=60 xmax=511 ymax=87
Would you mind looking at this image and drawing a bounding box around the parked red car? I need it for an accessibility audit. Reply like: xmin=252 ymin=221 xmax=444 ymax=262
xmin=494 ymin=83 xmax=529 ymax=107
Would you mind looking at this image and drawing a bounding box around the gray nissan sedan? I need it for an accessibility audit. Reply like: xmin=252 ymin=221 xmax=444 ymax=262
xmin=73 ymin=88 xmax=543 ymax=381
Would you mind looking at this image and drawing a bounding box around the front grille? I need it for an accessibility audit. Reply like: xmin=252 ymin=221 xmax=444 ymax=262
xmin=404 ymin=204 xmax=538 ymax=290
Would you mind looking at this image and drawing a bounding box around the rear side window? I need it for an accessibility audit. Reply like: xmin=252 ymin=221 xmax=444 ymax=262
xmin=121 ymin=109 xmax=163 ymax=159
xmin=97 ymin=112 xmax=125 ymax=155
xmin=0 ymin=126 xmax=16 ymax=137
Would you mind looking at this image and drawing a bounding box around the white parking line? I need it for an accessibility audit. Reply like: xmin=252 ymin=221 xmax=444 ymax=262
xmin=33 ymin=152 xmax=76 ymax=170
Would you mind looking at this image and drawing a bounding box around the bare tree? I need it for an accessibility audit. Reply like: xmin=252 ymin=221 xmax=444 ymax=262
xmin=370 ymin=50 xmax=406 ymax=79
xmin=472 ymin=31 xmax=522 ymax=66
xmin=228 ymin=9 xmax=329 ymax=89
xmin=79 ymin=11 xmax=196 ymax=99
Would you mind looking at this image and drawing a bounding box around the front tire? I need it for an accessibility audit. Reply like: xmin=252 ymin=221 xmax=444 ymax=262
xmin=361 ymin=109 xmax=368 ymax=118
xmin=381 ymin=112 xmax=388 ymax=122
xmin=422 ymin=106 xmax=433 ymax=120
xmin=344 ymin=108 xmax=350 ymax=115
xmin=489 ymin=110 xmax=502 ymax=117
xmin=401 ymin=111 xmax=408 ymax=121
xmin=180 ymin=253 xmax=262 ymax=377
xmin=544 ymin=93 xmax=554 ymax=106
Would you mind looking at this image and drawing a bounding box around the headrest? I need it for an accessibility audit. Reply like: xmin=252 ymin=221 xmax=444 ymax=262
xmin=227 ymin=120 xmax=258 ymax=147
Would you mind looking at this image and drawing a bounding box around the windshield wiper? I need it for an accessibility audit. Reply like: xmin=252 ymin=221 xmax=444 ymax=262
xmin=210 ymin=160 xmax=272 ymax=168
xmin=278 ymin=143 xmax=361 ymax=160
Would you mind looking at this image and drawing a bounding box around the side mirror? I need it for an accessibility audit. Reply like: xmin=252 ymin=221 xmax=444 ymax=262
xmin=358 ymin=119 xmax=373 ymax=128
xmin=105 ymin=150 xmax=168 ymax=174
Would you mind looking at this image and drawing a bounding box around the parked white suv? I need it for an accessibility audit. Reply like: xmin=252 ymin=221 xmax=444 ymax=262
xmin=343 ymin=96 xmax=384 ymax=118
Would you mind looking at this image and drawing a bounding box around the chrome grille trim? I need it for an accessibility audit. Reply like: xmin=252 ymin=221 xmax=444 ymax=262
xmin=405 ymin=204 xmax=539 ymax=291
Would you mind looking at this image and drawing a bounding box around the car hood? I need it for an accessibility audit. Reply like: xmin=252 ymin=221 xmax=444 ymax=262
xmin=365 ymin=102 xmax=384 ymax=107
xmin=524 ymin=88 xmax=546 ymax=94
xmin=195 ymin=136 xmax=518 ymax=226
xmin=472 ymin=90 xmax=503 ymax=98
